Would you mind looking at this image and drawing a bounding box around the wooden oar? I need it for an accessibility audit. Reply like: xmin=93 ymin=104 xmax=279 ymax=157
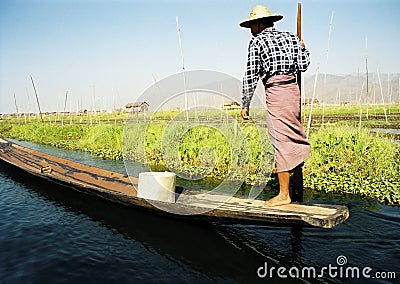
xmin=292 ymin=2 xmax=304 ymax=202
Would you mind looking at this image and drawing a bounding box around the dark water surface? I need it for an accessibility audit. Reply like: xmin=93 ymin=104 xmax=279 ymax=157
xmin=0 ymin=141 xmax=399 ymax=283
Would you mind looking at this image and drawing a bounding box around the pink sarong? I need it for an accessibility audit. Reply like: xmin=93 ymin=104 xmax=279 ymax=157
xmin=265 ymin=75 xmax=310 ymax=172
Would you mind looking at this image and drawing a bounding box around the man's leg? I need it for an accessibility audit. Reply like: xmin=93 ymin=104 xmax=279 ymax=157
xmin=265 ymin=171 xmax=291 ymax=206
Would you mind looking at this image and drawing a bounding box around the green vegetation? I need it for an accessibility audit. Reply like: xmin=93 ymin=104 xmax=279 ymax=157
xmin=0 ymin=123 xmax=123 ymax=160
xmin=305 ymin=125 xmax=400 ymax=205
xmin=1 ymin=106 xmax=399 ymax=205
xmin=123 ymin=120 xmax=273 ymax=185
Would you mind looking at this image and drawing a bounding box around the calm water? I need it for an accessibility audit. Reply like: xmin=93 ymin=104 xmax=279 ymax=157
xmin=371 ymin=128 xmax=400 ymax=135
xmin=0 ymin=141 xmax=399 ymax=283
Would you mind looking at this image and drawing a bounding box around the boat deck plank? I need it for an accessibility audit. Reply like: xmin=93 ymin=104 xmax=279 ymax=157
xmin=1 ymin=139 xmax=137 ymax=197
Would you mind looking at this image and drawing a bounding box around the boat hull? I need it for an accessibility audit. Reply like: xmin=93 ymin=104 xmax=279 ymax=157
xmin=0 ymin=138 xmax=349 ymax=228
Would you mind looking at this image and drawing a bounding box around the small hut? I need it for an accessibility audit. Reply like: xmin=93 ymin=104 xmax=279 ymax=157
xmin=222 ymin=101 xmax=241 ymax=110
xmin=303 ymin=98 xmax=320 ymax=106
xmin=124 ymin=102 xmax=149 ymax=113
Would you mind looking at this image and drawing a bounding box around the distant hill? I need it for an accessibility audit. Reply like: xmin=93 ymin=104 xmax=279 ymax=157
xmin=303 ymin=73 xmax=400 ymax=105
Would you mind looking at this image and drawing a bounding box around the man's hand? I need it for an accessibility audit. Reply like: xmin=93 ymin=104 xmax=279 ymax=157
xmin=241 ymin=108 xmax=249 ymax=120
xmin=300 ymin=39 xmax=306 ymax=48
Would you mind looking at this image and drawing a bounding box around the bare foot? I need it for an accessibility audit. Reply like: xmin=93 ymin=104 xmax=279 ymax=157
xmin=264 ymin=194 xmax=291 ymax=207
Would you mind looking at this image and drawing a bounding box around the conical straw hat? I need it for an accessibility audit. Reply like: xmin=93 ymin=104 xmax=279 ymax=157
xmin=240 ymin=5 xmax=283 ymax=28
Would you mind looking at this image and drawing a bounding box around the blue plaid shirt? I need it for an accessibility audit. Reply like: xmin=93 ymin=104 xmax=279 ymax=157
xmin=242 ymin=27 xmax=310 ymax=110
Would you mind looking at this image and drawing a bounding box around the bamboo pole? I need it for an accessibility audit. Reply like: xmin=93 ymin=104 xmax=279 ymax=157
xmin=69 ymin=105 xmax=72 ymax=125
xmin=176 ymin=16 xmax=189 ymax=121
xmin=90 ymin=82 xmax=94 ymax=126
xmin=358 ymin=79 xmax=365 ymax=127
xmin=390 ymin=86 xmax=393 ymax=114
xmin=365 ymin=38 xmax=369 ymax=119
xmin=13 ymin=93 xmax=19 ymax=120
xmin=152 ymin=74 xmax=173 ymax=120
xmin=112 ymin=88 xmax=117 ymax=125
xmin=62 ymin=90 xmax=68 ymax=126
xmin=322 ymin=11 xmax=334 ymax=125
xmin=373 ymin=73 xmax=377 ymax=115
xmin=377 ymin=70 xmax=388 ymax=123
xmin=25 ymin=87 xmax=31 ymax=122
xmin=30 ymin=76 xmax=44 ymax=123
xmin=387 ymin=73 xmax=390 ymax=114
xmin=306 ymin=65 xmax=320 ymax=139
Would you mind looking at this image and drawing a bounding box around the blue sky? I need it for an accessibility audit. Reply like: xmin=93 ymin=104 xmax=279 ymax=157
xmin=0 ymin=0 xmax=399 ymax=113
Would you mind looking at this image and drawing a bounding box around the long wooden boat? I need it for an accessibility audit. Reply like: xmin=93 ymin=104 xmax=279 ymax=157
xmin=0 ymin=138 xmax=348 ymax=228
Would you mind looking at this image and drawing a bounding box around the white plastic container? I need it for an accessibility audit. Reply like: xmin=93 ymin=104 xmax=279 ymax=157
xmin=138 ymin=172 xmax=176 ymax=203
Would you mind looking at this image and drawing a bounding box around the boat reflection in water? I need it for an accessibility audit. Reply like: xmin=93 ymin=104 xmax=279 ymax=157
xmin=2 ymin=160 xmax=310 ymax=283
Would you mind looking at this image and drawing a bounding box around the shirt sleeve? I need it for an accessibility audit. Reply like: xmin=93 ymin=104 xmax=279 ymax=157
xmin=294 ymin=36 xmax=310 ymax=72
xmin=242 ymin=38 xmax=260 ymax=110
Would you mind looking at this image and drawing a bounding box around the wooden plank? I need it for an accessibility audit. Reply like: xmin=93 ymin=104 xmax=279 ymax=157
xmin=1 ymin=140 xmax=136 ymax=197
xmin=0 ymin=139 xmax=349 ymax=228
xmin=176 ymin=193 xmax=347 ymax=228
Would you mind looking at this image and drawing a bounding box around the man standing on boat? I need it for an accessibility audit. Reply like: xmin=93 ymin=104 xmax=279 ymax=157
xmin=240 ymin=5 xmax=310 ymax=206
